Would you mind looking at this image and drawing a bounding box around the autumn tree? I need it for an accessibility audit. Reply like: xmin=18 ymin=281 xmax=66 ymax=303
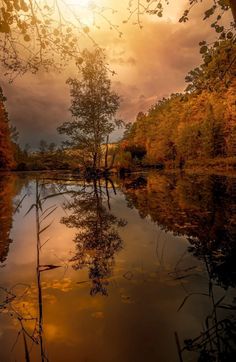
xmin=185 ymin=39 xmax=236 ymax=92
xmin=61 ymin=180 xmax=125 ymax=295
xmin=0 ymin=87 xmax=15 ymax=169
xmin=121 ymin=39 xmax=236 ymax=167
xmin=0 ymin=174 xmax=17 ymax=262
xmin=0 ymin=0 xmax=124 ymax=77
xmin=0 ymin=1 xmax=235 ymax=78
xmin=58 ymin=49 xmax=120 ymax=170
xmin=126 ymin=0 xmax=236 ymax=27
xmin=39 ymin=139 xmax=48 ymax=155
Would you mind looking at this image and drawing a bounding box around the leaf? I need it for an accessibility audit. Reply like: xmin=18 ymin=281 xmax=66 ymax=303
xmin=76 ymin=57 xmax=84 ymax=66
xmin=39 ymin=220 xmax=54 ymax=234
xmin=20 ymin=0 xmax=28 ymax=12
xmin=24 ymin=204 xmax=36 ymax=217
xmin=53 ymin=29 xmax=59 ymax=36
xmin=83 ymin=26 xmax=90 ymax=34
xmin=177 ymin=293 xmax=209 ymax=312
xmin=200 ymin=45 xmax=208 ymax=54
xmin=41 ymin=204 xmax=57 ymax=216
xmin=24 ymin=34 xmax=30 ymax=42
xmin=227 ymin=31 xmax=233 ymax=39
xmin=40 ymin=238 xmax=51 ymax=249
xmin=215 ymin=294 xmax=226 ymax=307
xmin=40 ymin=206 xmax=57 ymax=222
xmin=0 ymin=22 xmax=10 ymax=33
xmin=42 ymin=191 xmax=69 ymax=200
xmin=14 ymin=194 xmax=27 ymax=214
xmin=39 ymin=264 xmax=61 ymax=272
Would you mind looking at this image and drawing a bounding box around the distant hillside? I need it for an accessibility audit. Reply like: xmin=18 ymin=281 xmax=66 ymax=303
xmin=121 ymin=40 xmax=236 ymax=169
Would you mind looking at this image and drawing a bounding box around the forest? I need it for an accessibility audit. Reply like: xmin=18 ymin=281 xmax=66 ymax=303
xmin=0 ymin=1 xmax=235 ymax=174
xmin=120 ymin=38 xmax=236 ymax=170
xmin=0 ymin=2 xmax=236 ymax=362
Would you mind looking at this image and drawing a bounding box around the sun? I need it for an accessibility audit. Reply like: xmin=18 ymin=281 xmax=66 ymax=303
xmin=78 ymin=0 xmax=91 ymax=6
xmin=67 ymin=0 xmax=94 ymax=7
xmin=64 ymin=0 xmax=96 ymax=25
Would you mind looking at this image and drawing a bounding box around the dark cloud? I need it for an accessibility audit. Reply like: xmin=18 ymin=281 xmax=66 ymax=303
xmin=2 ymin=72 xmax=70 ymax=148
xmin=1 ymin=1 xmax=227 ymax=146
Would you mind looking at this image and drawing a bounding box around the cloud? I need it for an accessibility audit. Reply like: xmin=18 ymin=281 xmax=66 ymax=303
xmin=0 ymin=0 xmax=224 ymax=146
xmin=2 ymin=72 xmax=70 ymax=147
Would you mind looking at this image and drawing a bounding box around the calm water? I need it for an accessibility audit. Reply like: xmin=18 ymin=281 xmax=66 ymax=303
xmin=0 ymin=171 xmax=236 ymax=362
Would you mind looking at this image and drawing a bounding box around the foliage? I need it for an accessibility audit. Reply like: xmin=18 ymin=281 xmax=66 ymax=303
xmin=120 ymin=172 xmax=236 ymax=289
xmin=61 ymin=180 xmax=125 ymax=295
xmin=126 ymin=0 xmax=236 ymax=29
xmin=186 ymin=39 xmax=236 ymax=92
xmin=0 ymin=174 xmax=16 ymax=262
xmin=58 ymin=49 xmax=121 ymax=170
xmin=0 ymin=0 xmax=122 ymax=77
xmin=123 ymin=40 xmax=236 ymax=166
xmin=0 ymin=87 xmax=15 ymax=169
xmin=0 ymin=0 xmax=234 ymax=78
xmin=115 ymin=149 xmax=133 ymax=170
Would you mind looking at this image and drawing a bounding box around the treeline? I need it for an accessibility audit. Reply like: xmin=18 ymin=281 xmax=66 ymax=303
xmin=13 ymin=140 xmax=75 ymax=171
xmin=119 ymin=172 xmax=236 ymax=288
xmin=0 ymin=88 xmax=15 ymax=169
xmin=0 ymin=40 xmax=235 ymax=172
xmin=121 ymin=40 xmax=236 ymax=169
xmin=0 ymin=49 xmax=121 ymax=174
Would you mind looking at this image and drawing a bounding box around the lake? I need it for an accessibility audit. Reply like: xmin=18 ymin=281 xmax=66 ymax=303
xmin=0 ymin=170 xmax=236 ymax=362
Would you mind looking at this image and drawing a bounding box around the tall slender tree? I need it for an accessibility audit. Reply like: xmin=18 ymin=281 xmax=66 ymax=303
xmin=58 ymin=49 xmax=120 ymax=170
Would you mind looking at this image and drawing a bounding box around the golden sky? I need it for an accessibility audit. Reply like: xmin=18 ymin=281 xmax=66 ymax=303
xmin=1 ymin=0 xmax=233 ymax=147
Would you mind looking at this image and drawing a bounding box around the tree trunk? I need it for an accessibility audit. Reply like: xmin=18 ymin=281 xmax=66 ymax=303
xmin=104 ymin=135 xmax=109 ymax=170
xmin=229 ymin=0 xmax=236 ymax=23
xmin=110 ymin=152 xmax=116 ymax=170
xmin=93 ymin=152 xmax=97 ymax=170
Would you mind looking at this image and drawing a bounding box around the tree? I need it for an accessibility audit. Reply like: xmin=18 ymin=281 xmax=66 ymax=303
xmin=39 ymin=139 xmax=48 ymax=155
xmin=126 ymin=0 xmax=236 ymax=27
xmin=185 ymin=39 xmax=236 ymax=93
xmin=58 ymin=49 xmax=120 ymax=170
xmin=0 ymin=1 xmax=235 ymax=78
xmin=61 ymin=180 xmax=125 ymax=296
xmin=0 ymin=1 xmax=122 ymax=77
xmin=48 ymin=142 xmax=56 ymax=153
xmin=0 ymin=87 xmax=15 ymax=169
xmin=121 ymin=38 xmax=235 ymax=166
xmin=0 ymin=174 xmax=17 ymax=262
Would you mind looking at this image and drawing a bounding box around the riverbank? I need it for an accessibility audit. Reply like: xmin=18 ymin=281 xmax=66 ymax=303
xmin=159 ymin=156 xmax=236 ymax=172
xmin=0 ymin=156 xmax=235 ymax=177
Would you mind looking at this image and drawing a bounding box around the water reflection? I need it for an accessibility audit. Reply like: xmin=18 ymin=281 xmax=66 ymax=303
xmin=0 ymin=174 xmax=17 ymax=263
xmin=0 ymin=171 xmax=235 ymax=361
xmin=0 ymin=177 xmax=60 ymax=362
xmin=61 ymin=179 xmax=126 ymax=296
xmin=120 ymin=172 xmax=236 ymax=286
xmin=120 ymin=171 xmax=236 ymax=361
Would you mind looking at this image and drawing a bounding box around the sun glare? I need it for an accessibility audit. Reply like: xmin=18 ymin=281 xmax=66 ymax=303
xmin=64 ymin=0 xmax=96 ymax=26
xmin=66 ymin=0 xmax=93 ymax=7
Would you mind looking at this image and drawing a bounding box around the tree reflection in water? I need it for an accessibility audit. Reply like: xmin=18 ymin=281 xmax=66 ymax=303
xmin=0 ymin=172 xmax=235 ymax=361
xmin=61 ymin=179 xmax=126 ymax=296
xmin=0 ymin=173 xmax=20 ymax=263
xmin=0 ymin=177 xmax=62 ymax=362
xmin=120 ymin=172 xmax=236 ymax=361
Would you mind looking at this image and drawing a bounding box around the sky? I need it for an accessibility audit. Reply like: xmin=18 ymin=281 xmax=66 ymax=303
xmin=1 ymin=0 xmax=232 ymax=148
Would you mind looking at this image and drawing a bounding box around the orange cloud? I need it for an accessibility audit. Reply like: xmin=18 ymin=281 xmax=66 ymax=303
xmin=1 ymin=0 xmax=229 ymax=145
